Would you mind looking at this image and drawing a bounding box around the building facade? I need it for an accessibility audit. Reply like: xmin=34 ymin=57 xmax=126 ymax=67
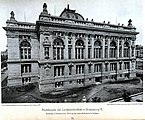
xmin=3 ymin=3 xmax=139 ymax=92
xmin=135 ymin=45 xmax=143 ymax=58
xmin=135 ymin=45 xmax=143 ymax=79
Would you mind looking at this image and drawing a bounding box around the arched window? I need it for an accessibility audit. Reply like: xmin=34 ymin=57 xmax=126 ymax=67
xmin=75 ymin=40 xmax=84 ymax=59
xmin=20 ymin=41 xmax=31 ymax=59
xmin=110 ymin=41 xmax=116 ymax=58
xmin=124 ymin=42 xmax=129 ymax=57
xmin=94 ymin=41 xmax=102 ymax=58
xmin=53 ymin=39 xmax=64 ymax=60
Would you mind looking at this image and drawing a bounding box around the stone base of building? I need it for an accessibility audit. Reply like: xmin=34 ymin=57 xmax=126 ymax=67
xmin=39 ymin=74 xmax=137 ymax=93
xmin=7 ymin=76 xmax=39 ymax=87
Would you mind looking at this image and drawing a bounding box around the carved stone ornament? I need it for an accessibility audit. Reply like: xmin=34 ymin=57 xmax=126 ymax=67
xmin=68 ymin=62 xmax=74 ymax=66
xmin=44 ymin=63 xmax=51 ymax=69
xmin=88 ymin=61 xmax=92 ymax=65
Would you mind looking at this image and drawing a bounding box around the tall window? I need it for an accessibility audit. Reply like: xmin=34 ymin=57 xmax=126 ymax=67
xmin=21 ymin=64 xmax=31 ymax=74
xmin=75 ymin=40 xmax=84 ymax=59
xmin=119 ymin=63 xmax=122 ymax=70
xmin=105 ymin=63 xmax=108 ymax=71
xmin=20 ymin=41 xmax=31 ymax=59
xmin=119 ymin=46 xmax=122 ymax=58
xmin=105 ymin=40 xmax=108 ymax=58
xmin=105 ymin=46 xmax=108 ymax=58
xmin=110 ymin=63 xmax=117 ymax=71
xmin=94 ymin=64 xmax=102 ymax=72
xmin=88 ymin=47 xmax=91 ymax=59
xmin=76 ymin=65 xmax=85 ymax=74
xmin=94 ymin=41 xmax=102 ymax=58
xmin=68 ymin=66 xmax=72 ymax=75
xmin=110 ymin=41 xmax=116 ymax=58
xmin=53 ymin=39 xmax=64 ymax=60
xmin=54 ymin=66 xmax=65 ymax=77
xmin=68 ymin=47 xmax=72 ymax=59
xmin=88 ymin=65 xmax=91 ymax=73
xmin=124 ymin=42 xmax=129 ymax=57
xmin=124 ymin=62 xmax=130 ymax=69
xmin=132 ymin=48 xmax=134 ymax=57
xmin=44 ymin=47 xmax=49 ymax=59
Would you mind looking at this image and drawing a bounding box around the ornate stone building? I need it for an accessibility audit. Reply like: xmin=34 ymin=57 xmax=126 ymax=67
xmin=3 ymin=3 xmax=139 ymax=92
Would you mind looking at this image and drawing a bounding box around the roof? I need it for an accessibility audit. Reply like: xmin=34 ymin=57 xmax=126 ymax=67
xmin=60 ymin=4 xmax=84 ymax=21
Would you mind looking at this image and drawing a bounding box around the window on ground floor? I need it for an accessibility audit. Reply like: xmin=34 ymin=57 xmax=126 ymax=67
xmin=95 ymin=77 xmax=101 ymax=82
xmin=77 ymin=79 xmax=84 ymax=84
xmin=55 ymin=82 xmax=63 ymax=88
xmin=22 ymin=77 xmax=31 ymax=85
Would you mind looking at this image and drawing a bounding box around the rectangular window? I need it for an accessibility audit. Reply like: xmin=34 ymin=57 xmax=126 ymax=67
xmin=88 ymin=48 xmax=91 ymax=59
xmin=105 ymin=47 xmax=108 ymax=58
xmin=76 ymin=65 xmax=85 ymax=74
xmin=68 ymin=48 xmax=72 ymax=59
xmin=119 ymin=47 xmax=122 ymax=58
xmin=110 ymin=63 xmax=117 ymax=71
xmin=54 ymin=67 xmax=56 ymax=76
xmin=62 ymin=66 xmax=64 ymax=76
xmin=53 ymin=48 xmax=56 ymax=60
xmin=119 ymin=63 xmax=122 ymax=70
xmin=132 ymin=48 xmax=134 ymax=57
xmin=77 ymin=79 xmax=84 ymax=84
xmin=44 ymin=47 xmax=49 ymax=59
xmin=54 ymin=66 xmax=65 ymax=77
xmin=69 ymin=66 xmax=72 ymax=75
xmin=55 ymin=82 xmax=63 ymax=88
xmin=94 ymin=64 xmax=102 ymax=72
xmin=21 ymin=64 xmax=31 ymax=74
xmin=57 ymin=48 xmax=60 ymax=59
xmin=124 ymin=62 xmax=130 ymax=69
xmin=88 ymin=65 xmax=91 ymax=73
xmin=61 ymin=48 xmax=64 ymax=59
xmin=22 ymin=77 xmax=31 ymax=85
xmin=105 ymin=64 xmax=108 ymax=71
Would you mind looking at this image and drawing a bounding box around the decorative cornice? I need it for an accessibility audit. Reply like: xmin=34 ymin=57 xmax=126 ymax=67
xmin=3 ymin=26 xmax=36 ymax=32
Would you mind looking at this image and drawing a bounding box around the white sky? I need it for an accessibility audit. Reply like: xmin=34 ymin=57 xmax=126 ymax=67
xmin=0 ymin=0 xmax=143 ymax=51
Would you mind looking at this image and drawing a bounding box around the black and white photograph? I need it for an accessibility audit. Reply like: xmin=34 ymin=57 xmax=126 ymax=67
xmin=0 ymin=0 xmax=144 ymax=119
